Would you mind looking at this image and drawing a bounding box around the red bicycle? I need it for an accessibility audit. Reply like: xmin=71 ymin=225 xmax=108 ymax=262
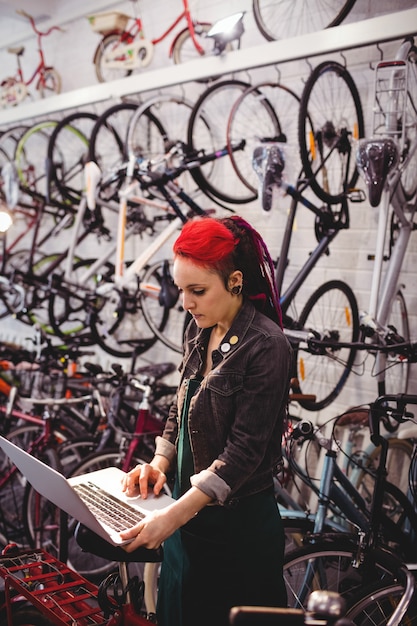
xmin=0 ymin=10 xmax=62 ymax=108
xmin=90 ymin=0 xmax=216 ymax=83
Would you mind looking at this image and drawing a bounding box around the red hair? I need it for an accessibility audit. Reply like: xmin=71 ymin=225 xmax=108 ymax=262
xmin=173 ymin=217 xmax=238 ymax=267
xmin=173 ymin=216 xmax=283 ymax=328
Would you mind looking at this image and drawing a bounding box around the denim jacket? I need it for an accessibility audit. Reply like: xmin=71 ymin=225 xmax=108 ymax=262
xmin=154 ymin=299 xmax=292 ymax=507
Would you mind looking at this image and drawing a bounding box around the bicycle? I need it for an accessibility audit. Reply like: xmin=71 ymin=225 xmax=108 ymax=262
xmin=0 ymin=9 xmax=62 ymax=108
xmin=282 ymin=393 xmax=417 ymax=624
xmin=355 ymin=36 xmax=417 ymax=397
xmin=0 ymin=542 xmax=357 ymax=626
xmin=46 ymin=138 xmax=244 ymax=358
xmin=89 ymin=0 xmax=217 ymax=83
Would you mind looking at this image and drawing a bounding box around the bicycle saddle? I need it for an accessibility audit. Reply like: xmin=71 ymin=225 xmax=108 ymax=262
xmin=356 ymin=138 xmax=398 ymax=207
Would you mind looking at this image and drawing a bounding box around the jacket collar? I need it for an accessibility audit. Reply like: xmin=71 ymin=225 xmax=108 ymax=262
xmin=191 ymin=298 xmax=257 ymax=360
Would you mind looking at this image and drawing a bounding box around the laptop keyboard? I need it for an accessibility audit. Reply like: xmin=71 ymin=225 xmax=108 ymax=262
xmin=73 ymin=481 xmax=145 ymax=533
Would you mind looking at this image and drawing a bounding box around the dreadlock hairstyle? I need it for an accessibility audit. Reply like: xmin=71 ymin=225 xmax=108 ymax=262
xmin=173 ymin=215 xmax=283 ymax=328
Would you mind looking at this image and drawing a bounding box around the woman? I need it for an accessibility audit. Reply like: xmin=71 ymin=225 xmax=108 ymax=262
xmin=121 ymin=215 xmax=292 ymax=626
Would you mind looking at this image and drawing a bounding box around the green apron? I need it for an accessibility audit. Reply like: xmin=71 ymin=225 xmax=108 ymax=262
xmin=157 ymin=378 xmax=287 ymax=626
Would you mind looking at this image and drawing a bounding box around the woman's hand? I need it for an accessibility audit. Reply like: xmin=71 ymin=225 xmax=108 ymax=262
xmin=120 ymin=486 xmax=213 ymax=551
xmin=121 ymin=462 xmax=167 ymax=499
xmin=120 ymin=507 xmax=178 ymax=551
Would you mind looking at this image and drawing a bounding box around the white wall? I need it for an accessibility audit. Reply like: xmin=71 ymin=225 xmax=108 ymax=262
xmin=0 ymin=0 xmax=416 ymax=423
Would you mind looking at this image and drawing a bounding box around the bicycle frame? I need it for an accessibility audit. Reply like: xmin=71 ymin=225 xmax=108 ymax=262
xmin=275 ymin=186 xmax=351 ymax=317
xmin=100 ymin=0 xmax=204 ymax=60
xmin=356 ymin=38 xmax=417 ymax=392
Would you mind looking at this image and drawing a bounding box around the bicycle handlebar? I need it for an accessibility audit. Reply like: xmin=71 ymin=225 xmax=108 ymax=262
xmin=16 ymin=9 xmax=64 ymax=37
xmin=285 ymin=327 xmax=417 ymax=361
xmin=369 ymin=393 xmax=417 ymax=442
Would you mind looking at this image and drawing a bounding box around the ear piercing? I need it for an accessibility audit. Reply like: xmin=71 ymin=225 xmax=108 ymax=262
xmin=231 ymin=285 xmax=242 ymax=295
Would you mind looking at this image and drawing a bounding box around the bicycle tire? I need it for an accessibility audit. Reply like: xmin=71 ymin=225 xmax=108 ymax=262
xmin=171 ymin=23 xmax=213 ymax=63
xmin=23 ymin=446 xmax=62 ymax=554
xmin=283 ymin=536 xmax=412 ymax=618
xmin=37 ymin=67 xmax=61 ymax=98
xmin=294 ymin=280 xmax=359 ymax=411
xmin=346 ymin=579 xmax=417 ymax=625
xmin=383 ymin=288 xmax=410 ymax=395
xmin=298 ymin=60 xmax=364 ymax=204
xmin=88 ymin=101 xmax=139 ymax=195
xmin=227 ymin=82 xmax=302 ymax=195
xmin=94 ymin=33 xmax=134 ymax=83
xmin=48 ymin=258 xmax=114 ymax=341
xmin=47 ymin=111 xmax=98 ymax=203
xmin=14 ymin=120 xmax=59 ymax=198
xmin=89 ymin=283 xmax=158 ymax=359
xmin=253 ymin=0 xmax=356 ymax=42
xmin=140 ymin=259 xmax=185 ymax=354
xmin=187 ymin=79 xmax=259 ymax=206
xmin=126 ymin=93 xmax=199 ymax=197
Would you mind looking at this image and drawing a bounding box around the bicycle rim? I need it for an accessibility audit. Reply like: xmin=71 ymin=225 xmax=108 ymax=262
xmin=227 ymin=82 xmax=295 ymax=195
xmin=140 ymin=259 xmax=185 ymax=354
xmin=94 ymin=33 xmax=133 ymax=83
xmin=383 ymin=288 xmax=410 ymax=394
xmin=48 ymin=258 xmax=113 ymax=342
xmin=126 ymin=93 xmax=199 ymax=197
xmin=298 ymin=60 xmax=364 ymax=204
xmin=37 ymin=67 xmax=61 ymax=98
xmin=89 ymin=284 xmax=157 ymax=359
xmin=14 ymin=121 xmax=59 ymax=198
xmin=252 ymin=0 xmax=356 ymax=41
xmin=172 ymin=23 xmax=214 ymax=65
xmin=187 ymin=79 xmax=258 ymax=206
xmin=295 ymin=280 xmax=359 ymax=411
xmin=284 ymin=539 xmax=410 ymax=617
xmin=347 ymin=581 xmax=417 ymax=625
xmin=88 ymin=101 xmax=139 ymax=197
xmin=47 ymin=112 xmax=98 ymax=203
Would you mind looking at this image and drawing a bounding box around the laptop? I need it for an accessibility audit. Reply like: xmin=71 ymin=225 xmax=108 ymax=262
xmin=0 ymin=435 xmax=175 ymax=547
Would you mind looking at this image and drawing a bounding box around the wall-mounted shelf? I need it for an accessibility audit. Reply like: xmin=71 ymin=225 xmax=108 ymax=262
xmin=0 ymin=7 xmax=416 ymax=127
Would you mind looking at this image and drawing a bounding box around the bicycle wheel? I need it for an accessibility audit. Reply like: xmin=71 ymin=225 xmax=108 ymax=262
xmin=253 ymin=0 xmax=356 ymax=41
xmin=89 ymin=283 xmax=157 ymax=359
xmin=347 ymin=580 xmax=417 ymax=625
xmin=88 ymin=101 xmax=139 ymax=196
xmin=284 ymin=537 xmax=412 ymax=618
xmin=94 ymin=33 xmax=132 ymax=83
xmin=47 ymin=111 xmax=98 ymax=203
xmin=126 ymin=93 xmax=198 ymax=196
xmin=37 ymin=67 xmax=61 ymax=98
xmin=187 ymin=79 xmax=258 ymax=206
xmin=294 ymin=280 xmax=359 ymax=411
xmin=14 ymin=121 xmax=58 ymax=198
xmin=140 ymin=259 xmax=185 ymax=354
xmin=171 ymin=23 xmax=214 ymax=64
xmin=298 ymin=61 xmax=364 ymax=204
xmin=383 ymin=288 xmax=410 ymax=394
xmin=227 ymin=82 xmax=302 ymax=195
xmin=48 ymin=258 xmax=114 ymax=341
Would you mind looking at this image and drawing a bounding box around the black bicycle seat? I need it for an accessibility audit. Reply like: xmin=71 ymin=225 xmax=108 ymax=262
xmin=356 ymin=138 xmax=398 ymax=207
xmin=74 ymin=522 xmax=163 ymax=563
